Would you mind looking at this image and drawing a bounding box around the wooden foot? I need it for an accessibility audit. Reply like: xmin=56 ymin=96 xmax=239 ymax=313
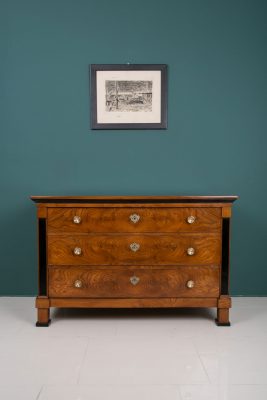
xmin=215 ymin=308 xmax=230 ymax=326
xmin=36 ymin=308 xmax=51 ymax=327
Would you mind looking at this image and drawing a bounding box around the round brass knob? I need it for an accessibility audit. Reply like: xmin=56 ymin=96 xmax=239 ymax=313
xmin=186 ymin=280 xmax=195 ymax=289
xmin=73 ymin=247 xmax=82 ymax=256
xmin=187 ymin=215 xmax=196 ymax=224
xmin=187 ymin=247 xmax=195 ymax=256
xmin=74 ymin=279 xmax=83 ymax=288
xmin=130 ymin=242 xmax=140 ymax=252
xmin=73 ymin=216 xmax=81 ymax=224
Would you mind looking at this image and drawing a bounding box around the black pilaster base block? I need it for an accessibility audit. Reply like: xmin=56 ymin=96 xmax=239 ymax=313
xmin=215 ymin=318 xmax=231 ymax=327
xmin=36 ymin=319 xmax=51 ymax=327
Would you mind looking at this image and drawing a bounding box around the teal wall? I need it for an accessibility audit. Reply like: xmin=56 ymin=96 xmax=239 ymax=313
xmin=1 ymin=0 xmax=266 ymax=295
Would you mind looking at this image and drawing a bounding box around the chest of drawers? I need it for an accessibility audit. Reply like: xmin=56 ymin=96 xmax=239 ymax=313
xmin=31 ymin=195 xmax=238 ymax=326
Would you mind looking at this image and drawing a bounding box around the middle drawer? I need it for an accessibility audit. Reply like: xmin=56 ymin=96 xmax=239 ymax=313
xmin=47 ymin=233 xmax=221 ymax=266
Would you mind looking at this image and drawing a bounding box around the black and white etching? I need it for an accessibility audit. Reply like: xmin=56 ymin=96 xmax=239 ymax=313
xmin=105 ymin=80 xmax=152 ymax=112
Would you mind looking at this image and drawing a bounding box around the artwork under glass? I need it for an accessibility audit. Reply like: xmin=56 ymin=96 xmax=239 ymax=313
xmin=90 ymin=64 xmax=167 ymax=130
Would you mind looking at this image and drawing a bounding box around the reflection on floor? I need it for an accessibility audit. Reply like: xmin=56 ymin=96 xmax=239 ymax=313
xmin=0 ymin=297 xmax=267 ymax=400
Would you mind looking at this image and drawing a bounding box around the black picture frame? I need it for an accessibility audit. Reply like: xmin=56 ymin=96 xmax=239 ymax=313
xmin=90 ymin=64 xmax=167 ymax=130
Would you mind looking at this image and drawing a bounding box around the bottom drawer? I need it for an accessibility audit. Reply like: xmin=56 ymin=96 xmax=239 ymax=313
xmin=48 ymin=266 xmax=220 ymax=298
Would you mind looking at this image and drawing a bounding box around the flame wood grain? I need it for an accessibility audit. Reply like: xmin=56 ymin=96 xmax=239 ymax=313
xmin=48 ymin=266 xmax=220 ymax=298
xmin=47 ymin=233 xmax=221 ymax=266
xmin=47 ymin=207 xmax=221 ymax=234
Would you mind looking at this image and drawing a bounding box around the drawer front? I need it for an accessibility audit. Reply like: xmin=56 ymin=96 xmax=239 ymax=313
xmin=48 ymin=266 xmax=220 ymax=298
xmin=47 ymin=233 xmax=221 ymax=266
xmin=47 ymin=207 xmax=221 ymax=234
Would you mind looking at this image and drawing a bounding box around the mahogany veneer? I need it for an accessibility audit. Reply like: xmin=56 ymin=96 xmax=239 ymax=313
xmin=47 ymin=207 xmax=222 ymax=233
xmin=48 ymin=266 xmax=220 ymax=298
xmin=31 ymin=195 xmax=238 ymax=326
xmin=47 ymin=233 xmax=221 ymax=266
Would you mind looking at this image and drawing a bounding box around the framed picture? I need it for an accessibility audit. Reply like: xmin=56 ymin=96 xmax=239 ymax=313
xmin=90 ymin=64 xmax=167 ymax=130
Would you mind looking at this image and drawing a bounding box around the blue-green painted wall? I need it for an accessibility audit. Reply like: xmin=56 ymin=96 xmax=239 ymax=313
xmin=1 ymin=0 xmax=266 ymax=295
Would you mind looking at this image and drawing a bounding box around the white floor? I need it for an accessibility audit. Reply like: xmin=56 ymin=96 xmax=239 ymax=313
xmin=0 ymin=298 xmax=267 ymax=400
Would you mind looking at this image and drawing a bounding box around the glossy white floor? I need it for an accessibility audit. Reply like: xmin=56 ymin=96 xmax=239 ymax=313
xmin=1 ymin=298 xmax=267 ymax=400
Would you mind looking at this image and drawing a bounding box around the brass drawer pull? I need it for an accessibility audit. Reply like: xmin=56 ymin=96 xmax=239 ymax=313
xmin=73 ymin=247 xmax=82 ymax=256
xmin=187 ymin=215 xmax=196 ymax=224
xmin=130 ymin=276 xmax=140 ymax=285
xmin=187 ymin=247 xmax=195 ymax=256
xmin=129 ymin=213 xmax=140 ymax=224
xmin=74 ymin=279 xmax=83 ymax=288
xmin=186 ymin=280 xmax=195 ymax=289
xmin=73 ymin=216 xmax=81 ymax=224
xmin=130 ymin=242 xmax=140 ymax=252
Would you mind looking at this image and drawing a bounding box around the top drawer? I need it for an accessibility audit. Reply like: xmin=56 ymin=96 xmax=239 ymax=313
xmin=47 ymin=207 xmax=221 ymax=234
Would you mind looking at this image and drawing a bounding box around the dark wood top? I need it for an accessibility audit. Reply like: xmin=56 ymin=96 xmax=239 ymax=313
xmin=30 ymin=195 xmax=238 ymax=204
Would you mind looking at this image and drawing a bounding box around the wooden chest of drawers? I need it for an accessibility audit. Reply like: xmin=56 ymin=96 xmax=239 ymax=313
xmin=31 ymin=195 xmax=238 ymax=326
